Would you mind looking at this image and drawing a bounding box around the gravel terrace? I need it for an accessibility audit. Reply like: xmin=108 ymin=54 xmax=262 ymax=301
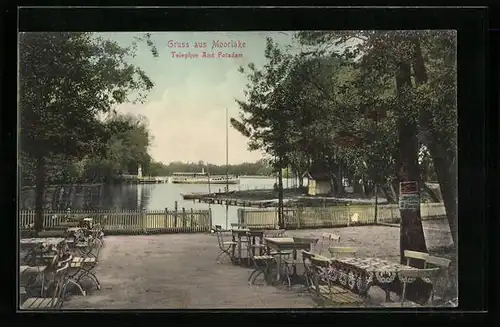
xmin=62 ymin=220 xmax=455 ymax=309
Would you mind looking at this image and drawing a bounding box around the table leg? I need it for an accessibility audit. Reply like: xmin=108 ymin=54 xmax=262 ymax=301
xmin=238 ymin=235 xmax=242 ymax=263
xmin=252 ymin=236 xmax=256 ymax=257
xmin=276 ymin=253 xmax=282 ymax=281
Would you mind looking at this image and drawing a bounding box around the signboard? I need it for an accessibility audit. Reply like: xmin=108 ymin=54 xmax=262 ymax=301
xmin=399 ymin=194 xmax=420 ymax=211
xmin=399 ymin=181 xmax=419 ymax=211
xmin=400 ymin=181 xmax=419 ymax=194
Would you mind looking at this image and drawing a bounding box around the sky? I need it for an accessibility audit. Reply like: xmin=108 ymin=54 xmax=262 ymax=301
xmin=100 ymin=31 xmax=305 ymax=165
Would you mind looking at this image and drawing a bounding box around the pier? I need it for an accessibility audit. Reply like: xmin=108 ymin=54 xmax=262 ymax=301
xmin=181 ymin=191 xmax=353 ymax=208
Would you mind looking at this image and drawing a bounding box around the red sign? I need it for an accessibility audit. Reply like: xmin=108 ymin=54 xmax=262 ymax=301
xmin=400 ymin=181 xmax=419 ymax=194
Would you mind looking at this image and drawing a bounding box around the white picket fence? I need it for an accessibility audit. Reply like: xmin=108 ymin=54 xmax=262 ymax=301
xmin=238 ymin=202 xmax=447 ymax=229
xmin=19 ymin=208 xmax=212 ymax=234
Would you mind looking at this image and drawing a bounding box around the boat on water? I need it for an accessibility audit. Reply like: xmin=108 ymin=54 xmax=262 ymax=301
xmin=171 ymin=169 xmax=240 ymax=184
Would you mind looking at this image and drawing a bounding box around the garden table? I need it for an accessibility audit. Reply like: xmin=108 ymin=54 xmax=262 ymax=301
xmin=325 ymin=257 xmax=433 ymax=304
xmin=20 ymin=237 xmax=66 ymax=250
xmin=20 ymin=238 xmax=68 ymax=266
xmin=265 ymin=237 xmax=315 ymax=281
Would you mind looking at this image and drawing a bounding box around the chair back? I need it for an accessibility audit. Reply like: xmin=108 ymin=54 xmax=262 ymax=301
xmin=51 ymin=263 xmax=70 ymax=307
xmin=318 ymin=233 xmax=341 ymax=255
xmin=425 ymin=255 xmax=451 ymax=269
xmin=57 ymin=254 xmax=73 ymax=267
xmin=301 ymin=250 xmax=316 ymax=286
xmin=215 ymin=230 xmax=231 ymax=248
xmin=404 ymin=250 xmax=429 ymax=266
xmin=328 ymin=246 xmax=357 ymax=258
xmin=264 ymin=229 xmax=286 ymax=237
xmin=293 ymin=237 xmax=319 ymax=251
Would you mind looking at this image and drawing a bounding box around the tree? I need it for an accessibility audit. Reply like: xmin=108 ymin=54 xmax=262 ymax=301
xmin=296 ymin=31 xmax=431 ymax=260
xmin=19 ymin=32 xmax=158 ymax=232
xmin=296 ymin=30 xmax=457 ymax=249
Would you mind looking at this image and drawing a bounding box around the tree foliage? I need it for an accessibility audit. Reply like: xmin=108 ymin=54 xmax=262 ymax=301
xmin=233 ymin=30 xmax=457 ymax=249
xmin=19 ymin=32 xmax=158 ymax=231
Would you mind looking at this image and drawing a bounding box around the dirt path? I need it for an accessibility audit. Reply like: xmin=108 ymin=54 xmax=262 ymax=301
xmin=63 ymin=222 xmax=454 ymax=309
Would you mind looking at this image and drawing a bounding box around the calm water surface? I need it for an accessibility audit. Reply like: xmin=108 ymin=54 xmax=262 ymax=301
xmin=108 ymin=177 xmax=297 ymax=228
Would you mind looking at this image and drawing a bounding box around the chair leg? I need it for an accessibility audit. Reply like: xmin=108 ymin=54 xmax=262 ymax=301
xmin=67 ymin=279 xmax=86 ymax=296
xmin=283 ymin=264 xmax=292 ymax=289
xmin=248 ymin=268 xmax=261 ymax=285
xmin=249 ymin=269 xmax=264 ymax=285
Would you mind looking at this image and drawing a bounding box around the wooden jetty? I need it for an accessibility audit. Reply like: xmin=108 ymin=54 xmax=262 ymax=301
xmin=181 ymin=191 xmax=355 ymax=208
xmin=181 ymin=192 xmax=279 ymax=208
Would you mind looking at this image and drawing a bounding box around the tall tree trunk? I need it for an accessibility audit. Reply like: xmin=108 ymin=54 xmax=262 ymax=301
xmin=395 ymin=62 xmax=428 ymax=265
xmin=34 ymin=156 xmax=46 ymax=233
xmin=421 ymin=182 xmax=441 ymax=203
xmin=412 ymin=37 xmax=457 ymax=247
xmin=278 ymin=160 xmax=284 ymax=229
xmin=427 ymin=140 xmax=458 ymax=246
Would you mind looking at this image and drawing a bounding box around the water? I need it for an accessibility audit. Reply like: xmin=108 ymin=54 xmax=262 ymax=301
xmin=105 ymin=177 xmax=296 ymax=228
xmin=20 ymin=177 xmax=300 ymax=228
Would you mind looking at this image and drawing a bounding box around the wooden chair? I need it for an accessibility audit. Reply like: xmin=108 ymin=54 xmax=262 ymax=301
xmin=282 ymin=238 xmax=319 ymax=289
xmin=301 ymin=250 xmax=316 ymax=291
xmin=328 ymin=247 xmax=358 ymax=258
xmin=57 ymin=255 xmax=87 ymax=296
xmin=424 ymin=255 xmax=452 ymax=304
xmin=215 ymin=229 xmax=237 ymax=264
xmin=381 ymin=268 xmax=441 ymax=307
xmin=246 ymin=231 xmax=267 ymax=261
xmin=317 ymin=233 xmax=341 ymax=255
xmin=404 ymin=250 xmax=429 ymax=266
xmin=247 ymin=252 xmax=276 ymax=285
xmin=21 ymin=263 xmax=70 ymax=310
xmin=309 ymin=255 xmax=365 ymax=307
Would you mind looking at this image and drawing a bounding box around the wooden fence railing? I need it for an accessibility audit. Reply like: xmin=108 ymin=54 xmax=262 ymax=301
xmin=19 ymin=207 xmax=212 ymax=235
xmin=238 ymin=202 xmax=447 ymax=229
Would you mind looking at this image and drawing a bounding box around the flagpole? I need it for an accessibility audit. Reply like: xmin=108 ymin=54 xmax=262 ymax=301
xmin=225 ymin=107 xmax=229 ymax=229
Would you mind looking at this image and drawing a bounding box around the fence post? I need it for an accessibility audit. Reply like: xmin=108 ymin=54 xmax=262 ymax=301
xmin=165 ymin=207 xmax=168 ymax=228
xmin=174 ymin=201 xmax=178 ymax=227
xmin=142 ymin=208 xmax=147 ymax=234
xmin=209 ymin=207 xmax=212 ymax=230
xmin=346 ymin=204 xmax=350 ymax=227
xmin=190 ymin=208 xmax=194 ymax=229
xmin=182 ymin=208 xmax=186 ymax=228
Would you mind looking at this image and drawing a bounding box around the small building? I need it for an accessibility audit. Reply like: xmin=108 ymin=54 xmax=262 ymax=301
xmin=302 ymin=171 xmax=332 ymax=196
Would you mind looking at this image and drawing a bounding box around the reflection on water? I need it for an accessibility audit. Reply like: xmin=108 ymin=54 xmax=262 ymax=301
xmin=19 ymin=178 xmax=299 ymax=227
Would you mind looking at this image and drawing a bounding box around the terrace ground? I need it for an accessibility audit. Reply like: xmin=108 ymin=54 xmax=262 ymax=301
xmin=63 ymin=219 xmax=456 ymax=309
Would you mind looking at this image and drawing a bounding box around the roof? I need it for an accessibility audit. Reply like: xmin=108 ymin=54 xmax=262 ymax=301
xmin=302 ymin=171 xmax=331 ymax=181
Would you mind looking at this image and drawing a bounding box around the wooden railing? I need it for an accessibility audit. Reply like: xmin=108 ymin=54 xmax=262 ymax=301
xmin=238 ymin=202 xmax=447 ymax=229
xmin=19 ymin=208 xmax=212 ymax=235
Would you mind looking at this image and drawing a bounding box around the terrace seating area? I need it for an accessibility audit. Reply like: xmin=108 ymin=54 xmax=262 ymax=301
xmin=19 ymin=217 xmax=105 ymax=310
xmin=37 ymin=219 xmax=455 ymax=310
xmin=214 ymin=226 xmax=452 ymax=307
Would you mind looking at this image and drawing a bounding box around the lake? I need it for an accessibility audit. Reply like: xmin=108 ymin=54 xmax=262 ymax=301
xmin=20 ymin=177 xmax=299 ymax=229
xmin=131 ymin=177 xmax=299 ymax=228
